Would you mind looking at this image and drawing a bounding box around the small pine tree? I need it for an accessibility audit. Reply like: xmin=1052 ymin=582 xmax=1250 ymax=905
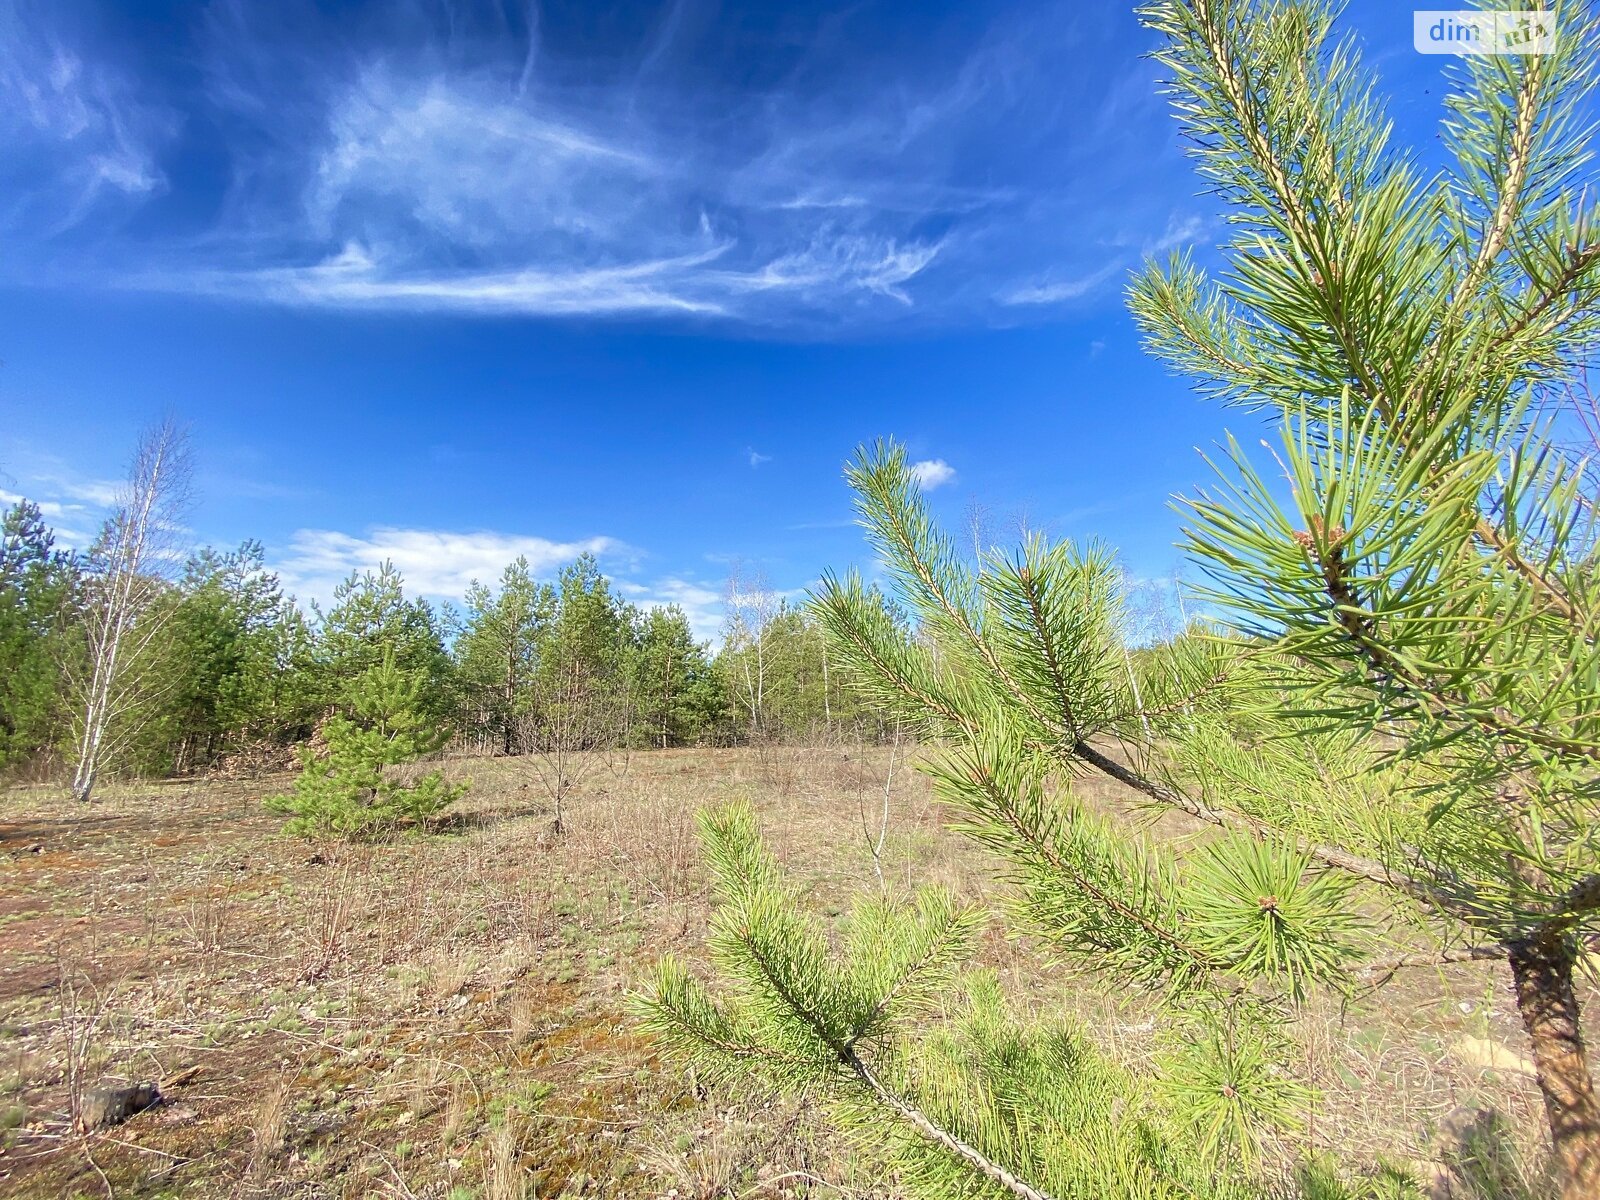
xmin=315 ymin=561 xmax=453 ymax=722
xmin=642 ymin=1 xmax=1600 ymax=1194
xmin=632 ymin=605 xmax=723 ymax=748
xmin=268 ymin=650 xmax=467 ymax=838
xmin=454 ymin=556 xmax=555 ymax=755
xmin=1129 ymin=0 xmax=1600 ymax=1192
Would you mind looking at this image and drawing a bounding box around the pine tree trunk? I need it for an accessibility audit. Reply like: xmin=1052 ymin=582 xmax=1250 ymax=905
xmin=1506 ymin=926 xmax=1600 ymax=1200
xmin=504 ymin=645 xmax=516 ymax=757
xmin=661 ymin=651 xmax=671 ymax=751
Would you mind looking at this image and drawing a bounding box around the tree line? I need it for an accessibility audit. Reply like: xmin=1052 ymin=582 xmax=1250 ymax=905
xmin=0 ymin=488 xmax=889 ymax=791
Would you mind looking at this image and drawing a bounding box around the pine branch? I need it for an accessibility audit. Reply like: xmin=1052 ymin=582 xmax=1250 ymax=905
xmin=1457 ymin=43 xmax=1546 ymax=302
xmin=1012 ymin=558 xmax=1083 ymax=735
xmin=1072 ymin=738 xmax=1448 ymax=905
xmin=844 ymin=1049 xmax=1060 ymax=1200
xmin=952 ymin=752 xmax=1215 ymax=975
xmin=734 ymin=920 xmax=1062 ymax=1200
xmin=844 ymin=900 xmax=974 ymax=1052
xmin=1293 ymin=530 xmax=1600 ymax=761
xmin=1491 ymin=242 xmax=1600 ymax=354
xmin=841 ymin=444 xmax=1463 ymax=916
xmin=859 ymin=466 xmax=1069 ymax=740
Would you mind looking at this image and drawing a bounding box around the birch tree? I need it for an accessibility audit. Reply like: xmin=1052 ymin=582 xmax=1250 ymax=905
xmin=66 ymin=418 xmax=193 ymax=803
xmin=721 ymin=564 xmax=779 ymax=740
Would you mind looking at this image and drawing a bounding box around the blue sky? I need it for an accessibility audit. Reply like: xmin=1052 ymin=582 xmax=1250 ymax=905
xmin=0 ymin=0 xmax=1478 ymax=640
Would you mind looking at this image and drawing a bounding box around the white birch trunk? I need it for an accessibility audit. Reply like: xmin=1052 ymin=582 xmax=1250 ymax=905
xmin=68 ymin=420 xmax=191 ymax=803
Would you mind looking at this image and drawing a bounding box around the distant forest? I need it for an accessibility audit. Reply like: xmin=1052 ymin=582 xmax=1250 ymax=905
xmin=0 ymin=493 xmax=900 ymax=787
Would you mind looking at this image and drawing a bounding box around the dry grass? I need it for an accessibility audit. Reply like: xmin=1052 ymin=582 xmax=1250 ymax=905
xmin=486 ymin=1124 xmax=526 ymax=1200
xmin=247 ymin=1074 xmax=292 ymax=1181
xmin=0 ymin=746 xmax=1592 ymax=1198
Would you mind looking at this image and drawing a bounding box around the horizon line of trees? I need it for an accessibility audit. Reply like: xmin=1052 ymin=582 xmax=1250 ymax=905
xmin=0 ymin=495 xmax=905 ymax=789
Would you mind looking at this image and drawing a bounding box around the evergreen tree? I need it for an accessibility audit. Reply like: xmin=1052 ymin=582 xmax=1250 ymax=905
xmin=545 ymin=553 xmax=631 ymax=685
xmin=525 ymin=554 xmax=635 ymax=830
xmin=154 ymin=542 xmax=301 ymax=772
xmin=267 ymin=649 xmax=467 ymax=838
xmin=645 ymin=2 xmax=1600 ymax=1195
xmin=317 ymin=561 xmax=452 ymax=721
xmin=259 ymin=597 xmax=324 ymax=752
xmin=0 ymin=501 xmax=78 ymax=772
xmin=531 ymin=553 xmax=635 ymax=741
xmin=1128 ymin=0 xmax=1600 ymax=1191
xmin=632 ymin=605 xmax=723 ymax=747
xmin=454 ymin=556 xmax=554 ymax=755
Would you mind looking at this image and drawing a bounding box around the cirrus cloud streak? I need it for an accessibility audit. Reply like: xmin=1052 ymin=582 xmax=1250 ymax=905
xmin=1 ymin=1 xmax=1206 ymax=329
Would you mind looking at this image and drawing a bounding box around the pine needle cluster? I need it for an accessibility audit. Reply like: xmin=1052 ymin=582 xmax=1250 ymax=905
xmin=637 ymin=805 xmax=1368 ymax=1200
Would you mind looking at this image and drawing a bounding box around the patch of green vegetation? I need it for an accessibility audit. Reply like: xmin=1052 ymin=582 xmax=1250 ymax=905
xmin=267 ymin=1009 xmax=309 ymax=1034
xmin=486 ymin=1078 xmax=553 ymax=1125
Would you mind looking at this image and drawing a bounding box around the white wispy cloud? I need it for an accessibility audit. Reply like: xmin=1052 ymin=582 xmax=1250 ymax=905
xmin=219 ymin=245 xmax=736 ymax=316
xmin=785 ymin=517 xmax=857 ymax=531
xmin=0 ymin=488 xmax=83 ymax=521
xmin=0 ymin=4 xmax=169 ymax=234
xmin=50 ymin=475 xmax=121 ymax=506
xmin=1141 ymin=212 xmax=1211 ymax=257
xmin=274 ymin=526 xmax=630 ymax=607
xmin=151 ymin=34 xmax=965 ymax=321
xmin=0 ymin=493 xmax=96 ymax=550
xmin=910 ymin=459 xmax=957 ymax=490
xmin=996 ymin=210 xmax=1206 ymax=308
xmin=0 ymin=2 xmax=1200 ymax=328
xmin=617 ymin=576 xmax=726 ymax=645
xmin=999 ymin=260 xmax=1125 ymax=307
xmin=746 ymin=447 xmax=772 ymax=468
xmin=0 ymin=450 xmax=126 ymax=549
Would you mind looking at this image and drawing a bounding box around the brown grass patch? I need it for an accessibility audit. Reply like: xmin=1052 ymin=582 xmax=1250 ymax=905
xmin=0 ymin=747 xmax=1591 ymax=1197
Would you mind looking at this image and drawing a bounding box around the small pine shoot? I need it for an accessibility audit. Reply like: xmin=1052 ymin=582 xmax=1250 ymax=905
xmin=636 ymin=804 xmax=1300 ymax=1200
